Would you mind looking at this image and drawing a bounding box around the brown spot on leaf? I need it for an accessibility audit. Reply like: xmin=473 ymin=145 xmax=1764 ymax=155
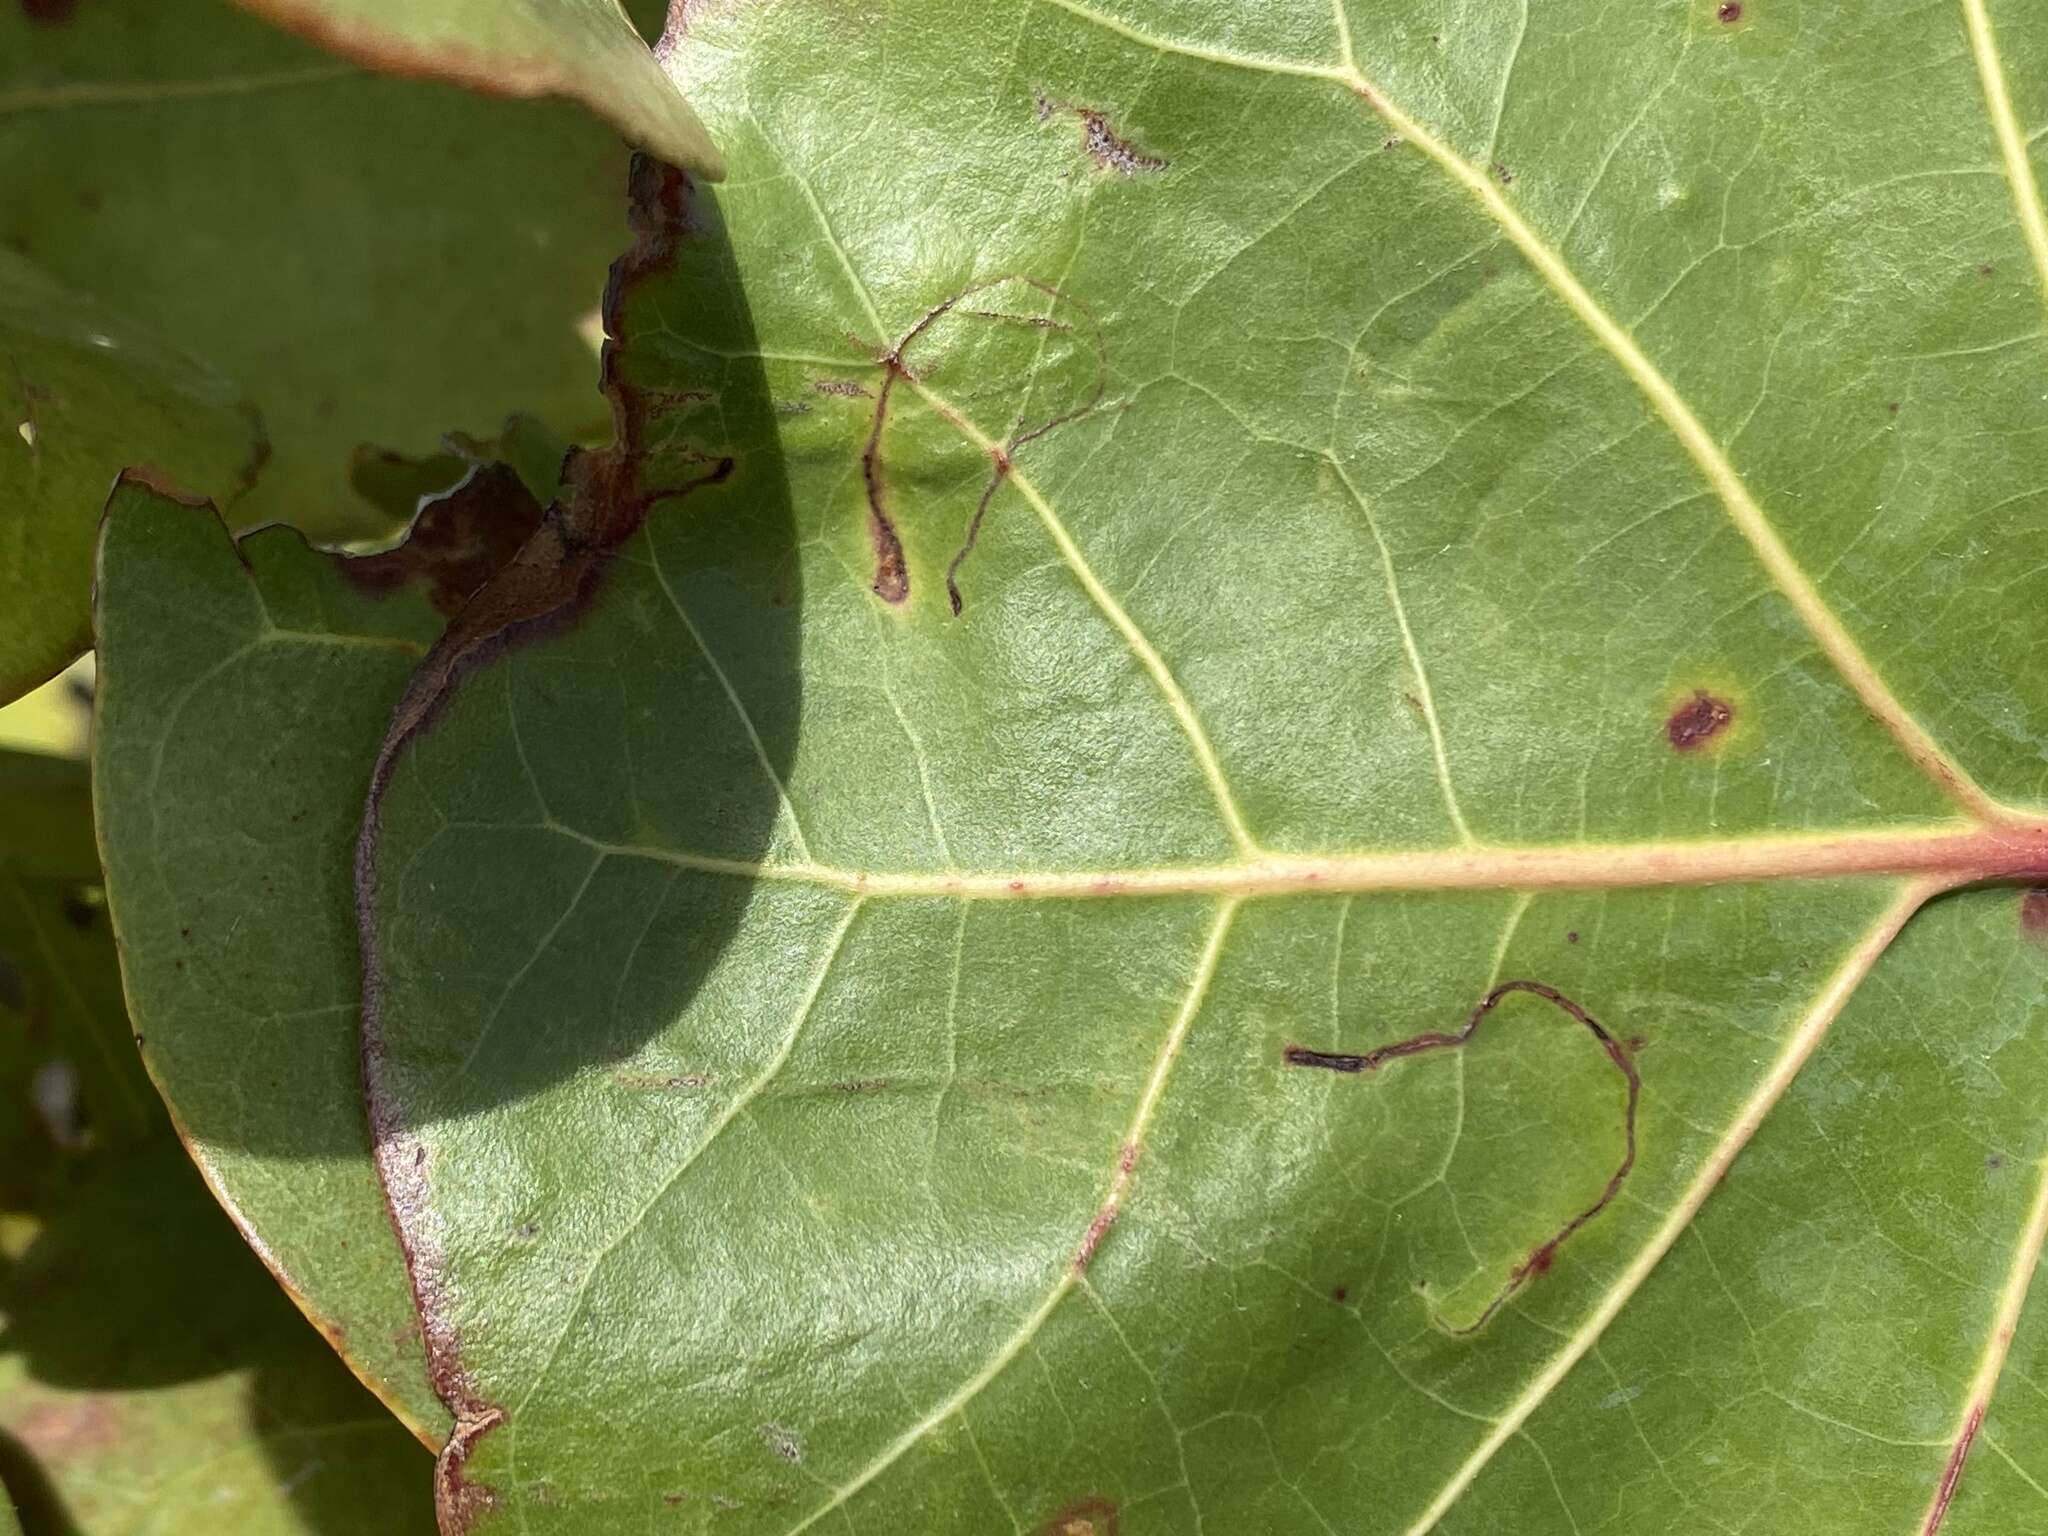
xmin=1666 ymin=690 xmax=1733 ymax=752
xmin=614 ymin=1070 xmax=713 ymax=1091
xmin=1491 ymin=162 xmax=1514 ymax=186
xmin=435 ymin=1410 xmax=505 ymax=1535
xmin=20 ymin=0 xmax=77 ymax=23
xmin=1716 ymin=1 xmax=1742 ymax=20
xmin=1037 ymin=1497 xmax=1120 ymax=1536
xmin=2021 ymin=889 xmax=2048 ymax=943
xmin=869 ymin=505 xmax=909 ymax=604
xmin=811 ymin=377 xmax=871 ymax=399
xmin=340 ymin=462 xmax=546 ymax=616
xmin=1078 ymin=108 xmax=1165 ymax=175
xmin=759 ymin=1423 xmax=803 ymax=1463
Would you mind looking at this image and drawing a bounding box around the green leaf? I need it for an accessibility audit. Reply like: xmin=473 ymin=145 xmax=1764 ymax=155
xmin=0 ymin=255 xmax=261 ymax=705
xmin=0 ymin=750 xmax=432 ymax=1533
xmin=91 ymin=463 xmax=557 ymax=1447
xmin=95 ymin=1 xmax=2048 ymax=1531
xmin=0 ymin=747 xmax=159 ymax=1209
xmin=0 ymin=0 xmax=659 ymax=544
xmin=236 ymin=0 xmax=722 ymax=179
xmin=0 ymin=1142 xmax=433 ymax=1535
xmin=350 ymin=414 xmax=574 ymax=529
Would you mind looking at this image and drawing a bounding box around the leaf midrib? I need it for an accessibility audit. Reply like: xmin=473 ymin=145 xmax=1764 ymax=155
xmin=537 ymin=816 xmax=2048 ymax=899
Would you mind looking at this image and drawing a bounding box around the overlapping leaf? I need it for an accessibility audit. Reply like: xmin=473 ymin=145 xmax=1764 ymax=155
xmin=92 ymin=461 xmax=563 ymax=1444
xmin=235 ymin=0 xmax=720 ymax=177
xmin=94 ymin=0 xmax=2048 ymax=1533
xmin=0 ymin=255 xmax=261 ymax=703
xmin=0 ymin=0 xmax=674 ymax=704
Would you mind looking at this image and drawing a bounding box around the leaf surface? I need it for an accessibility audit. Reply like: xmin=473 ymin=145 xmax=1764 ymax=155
xmin=235 ymin=0 xmax=721 ymax=178
xmin=0 ymin=1143 xmax=434 ymax=1536
xmin=0 ymin=748 xmax=158 ymax=1210
xmin=0 ymin=255 xmax=261 ymax=704
xmin=0 ymin=0 xmax=659 ymax=545
xmin=96 ymin=0 xmax=2048 ymax=1532
xmin=0 ymin=751 xmax=433 ymax=1535
xmin=91 ymin=463 xmax=559 ymax=1446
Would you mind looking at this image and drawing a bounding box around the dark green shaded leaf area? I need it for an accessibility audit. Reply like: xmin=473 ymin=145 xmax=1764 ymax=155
xmin=234 ymin=0 xmax=722 ymax=177
xmin=93 ymin=460 xmax=563 ymax=1443
xmin=0 ymin=255 xmax=261 ymax=704
xmin=0 ymin=0 xmax=668 ymax=530
xmin=0 ymin=749 xmax=155 ymax=1213
xmin=92 ymin=1 xmax=2048 ymax=1534
xmin=0 ymin=751 xmax=432 ymax=1534
xmin=0 ymin=1145 xmax=434 ymax=1536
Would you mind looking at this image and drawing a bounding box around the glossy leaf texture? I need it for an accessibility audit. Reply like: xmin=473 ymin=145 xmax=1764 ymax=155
xmin=100 ymin=0 xmax=2048 ymax=1532
xmin=0 ymin=254 xmax=261 ymax=703
xmin=0 ymin=0 xmax=668 ymax=615
xmin=234 ymin=0 xmax=721 ymax=178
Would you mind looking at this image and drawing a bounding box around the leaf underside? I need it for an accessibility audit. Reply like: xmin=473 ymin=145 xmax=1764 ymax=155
xmin=234 ymin=0 xmax=723 ymax=178
xmin=95 ymin=1 xmax=2048 ymax=1534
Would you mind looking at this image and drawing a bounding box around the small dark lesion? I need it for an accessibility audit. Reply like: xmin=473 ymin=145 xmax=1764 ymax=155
xmin=612 ymin=1070 xmax=714 ymax=1091
xmin=861 ymin=358 xmax=912 ymax=605
xmin=1666 ymin=689 xmax=1733 ymax=752
xmin=1286 ymin=979 xmax=1640 ymax=1335
xmin=2021 ymin=888 xmax=2048 ymax=944
xmin=1035 ymin=93 xmax=1167 ymax=176
xmin=855 ymin=275 xmax=1110 ymax=613
xmin=1035 ymin=1496 xmax=1120 ymax=1536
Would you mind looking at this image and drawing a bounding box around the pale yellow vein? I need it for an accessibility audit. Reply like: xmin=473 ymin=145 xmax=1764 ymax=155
xmin=1961 ymin=0 xmax=2048 ymax=326
xmin=1038 ymin=0 xmax=2003 ymax=823
xmin=559 ymin=814 xmax=2048 ymax=900
xmin=1401 ymin=879 xmax=1934 ymax=1535
xmin=782 ymin=900 xmax=1239 ymax=1534
xmin=1919 ymin=1129 xmax=2048 ymax=1532
xmin=1327 ymin=454 xmax=1474 ymax=844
